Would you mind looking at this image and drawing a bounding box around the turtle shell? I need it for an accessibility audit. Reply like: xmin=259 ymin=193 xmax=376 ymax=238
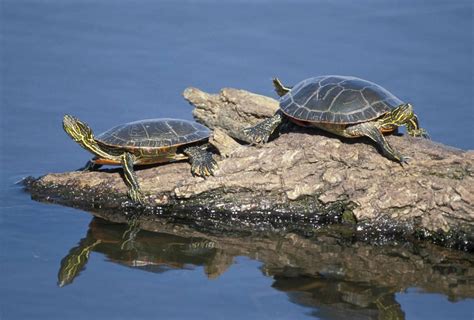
xmin=280 ymin=75 xmax=404 ymax=124
xmin=96 ymin=118 xmax=210 ymax=149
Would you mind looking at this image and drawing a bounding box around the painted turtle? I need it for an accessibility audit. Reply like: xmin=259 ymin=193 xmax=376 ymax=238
xmin=243 ymin=75 xmax=429 ymax=163
xmin=63 ymin=115 xmax=217 ymax=203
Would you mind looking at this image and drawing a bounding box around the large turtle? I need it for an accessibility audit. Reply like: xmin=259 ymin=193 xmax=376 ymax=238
xmin=63 ymin=115 xmax=217 ymax=203
xmin=244 ymin=76 xmax=429 ymax=163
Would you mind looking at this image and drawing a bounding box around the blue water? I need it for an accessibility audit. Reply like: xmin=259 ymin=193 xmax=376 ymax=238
xmin=1 ymin=0 xmax=473 ymax=319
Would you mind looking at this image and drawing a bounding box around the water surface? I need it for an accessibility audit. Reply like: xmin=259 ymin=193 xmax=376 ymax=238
xmin=1 ymin=0 xmax=473 ymax=319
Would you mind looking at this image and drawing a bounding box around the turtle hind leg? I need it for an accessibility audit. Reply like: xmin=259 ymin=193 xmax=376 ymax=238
xmin=243 ymin=112 xmax=284 ymax=144
xmin=78 ymin=159 xmax=103 ymax=172
xmin=120 ymin=153 xmax=144 ymax=204
xmin=272 ymin=78 xmax=292 ymax=97
xmin=184 ymin=144 xmax=218 ymax=177
xmin=347 ymin=122 xmax=409 ymax=164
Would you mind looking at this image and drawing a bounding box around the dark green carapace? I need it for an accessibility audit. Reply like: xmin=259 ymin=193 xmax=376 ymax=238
xmin=244 ymin=76 xmax=429 ymax=163
xmin=63 ymin=116 xmax=217 ymax=203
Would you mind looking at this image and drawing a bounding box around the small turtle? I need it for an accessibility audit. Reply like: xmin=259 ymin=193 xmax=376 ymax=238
xmin=63 ymin=116 xmax=217 ymax=203
xmin=244 ymin=76 xmax=429 ymax=163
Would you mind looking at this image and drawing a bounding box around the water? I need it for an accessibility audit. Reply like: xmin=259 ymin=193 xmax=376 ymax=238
xmin=1 ymin=0 xmax=473 ymax=319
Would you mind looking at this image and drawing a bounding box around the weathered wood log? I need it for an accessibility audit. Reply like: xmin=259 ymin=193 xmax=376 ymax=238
xmin=26 ymin=87 xmax=474 ymax=249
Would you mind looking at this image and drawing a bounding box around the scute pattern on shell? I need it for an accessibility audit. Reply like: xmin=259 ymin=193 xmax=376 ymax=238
xmin=96 ymin=118 xmax=210 ymax=148
xmin=280 ymin=76 xmax=404 ymax=124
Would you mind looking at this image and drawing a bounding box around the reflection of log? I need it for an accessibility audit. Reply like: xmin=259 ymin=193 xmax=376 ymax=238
xmin=59 ymin=217 xmax=473 ymax=314
xmin=26 ymin=88 xmax=474 ymax=246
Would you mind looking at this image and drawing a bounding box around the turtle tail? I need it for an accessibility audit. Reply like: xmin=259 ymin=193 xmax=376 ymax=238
xmin=272 ymin=78 xmax=292 ymax=97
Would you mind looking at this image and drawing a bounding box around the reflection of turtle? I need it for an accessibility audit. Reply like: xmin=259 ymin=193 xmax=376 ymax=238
xmin=63 ymin=116 xmax=217 ymax=203
xmin=244 ymin=76 xmax=429 ymax=163
xmin=270 ymin=274 xmax=405 ymax=319
xmin=57 ymin=239 xmax=101 ymax=287
xmin=57 ymin=218 xmax=232 ymax=287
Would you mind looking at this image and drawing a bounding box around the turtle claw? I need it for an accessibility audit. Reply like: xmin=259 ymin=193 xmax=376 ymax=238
xmin=413 ymin=129 xmax=430 ymax=139
xmin=399 ymin=155 xmax=411 ymax=165
xmin=186 ymin=146 xmax=218 ymax=178
xmin=386 ymin=148 xmax=410 ymax=165
xmin=191 ymin=153 xmax=217 ymax=177
xmin=408 ymin=126 xmax=430 ymax=139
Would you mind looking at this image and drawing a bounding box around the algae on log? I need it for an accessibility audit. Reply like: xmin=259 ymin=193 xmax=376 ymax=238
xmin=26 ymin=87 xmax=474 ymax=247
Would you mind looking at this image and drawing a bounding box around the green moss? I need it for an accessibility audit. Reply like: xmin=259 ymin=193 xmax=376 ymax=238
xmin=342 ymin=210 xmax=357 ymax=224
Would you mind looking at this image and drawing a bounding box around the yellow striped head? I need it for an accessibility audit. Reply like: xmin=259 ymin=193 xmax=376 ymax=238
xmin=63 ymin=115 xmax=93 ymax=142
xmin=390 ymin=103 xmax=414 ymax=124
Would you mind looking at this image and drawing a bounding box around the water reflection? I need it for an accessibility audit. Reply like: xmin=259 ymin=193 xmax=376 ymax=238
xmin=270 ymin=273 xmax=403 ymax=319
xmin=58 ymin=218 xmax=473 ymax=318
xmin=58 ymin=218 xmax=232 ymax=286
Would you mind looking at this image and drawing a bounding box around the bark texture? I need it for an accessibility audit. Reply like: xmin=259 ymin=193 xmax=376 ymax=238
xmin=26 ymin=87 xmax=474 ymax=248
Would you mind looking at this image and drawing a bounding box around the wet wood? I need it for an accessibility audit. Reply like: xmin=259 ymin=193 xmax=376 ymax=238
xmin=26 ymin=87 xmax=474 ymax=248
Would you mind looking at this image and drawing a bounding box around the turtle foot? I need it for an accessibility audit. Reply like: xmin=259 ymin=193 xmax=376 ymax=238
xmin=399 ymin=155 xmax=411 ymax=165
xmin=128 ymin=189 xmax=145 ymax=205
xmin=185 ymin=146 xmax=218 ymax=177
xmin=242 ymin=123 xmax=272 ymax=145
xmin=77 ymin=160 xmax=102 ymax=172
xmin=409 ymin=128 xmax=430 ymax=139
xmin=190 ymin=152 xmax=218 ymax=177
xmin=383 ymin=147 xmax=410 ymax=165
xmin=391 ymin=152 xmax=410 ymax=165
xmin=243 ymin=113 xmax=283 ymax=145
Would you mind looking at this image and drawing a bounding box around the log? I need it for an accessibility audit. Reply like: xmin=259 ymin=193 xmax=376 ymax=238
xmin=25 ymin=87 xmax=474 ymax=249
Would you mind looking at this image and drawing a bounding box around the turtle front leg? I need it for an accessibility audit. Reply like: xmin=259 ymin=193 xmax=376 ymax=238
xmin=120 ymin=153 xmax=144 ymax=203
xmin=243 ymin=111 xmax=284 ymax=144
xmin=121 ymin=217 xmax=141 ymax=251
xmin=184 ymin=144 xmax=218 ymax=177
xmin=406 ymin=115 xmax=430 ymax=139
xmin=347 ymin=122 xmax=409 ymax=164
